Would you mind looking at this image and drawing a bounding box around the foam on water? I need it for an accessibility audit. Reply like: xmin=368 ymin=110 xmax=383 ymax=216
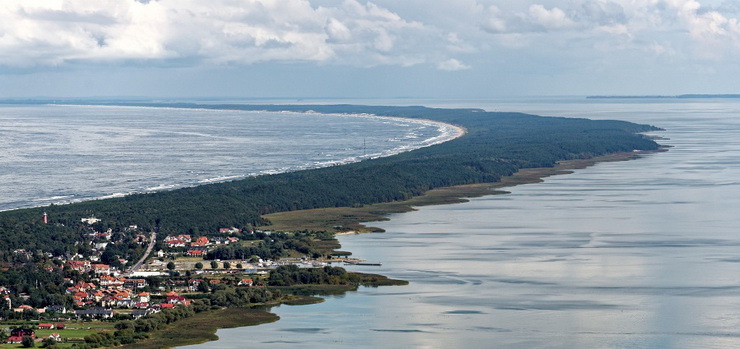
xmin=0 ymin=104 xmax=461 ymax=211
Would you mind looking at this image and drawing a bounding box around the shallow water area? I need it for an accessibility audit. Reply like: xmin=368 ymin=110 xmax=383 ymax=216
xmin=183 ymin=98 xmax=740 ymax=348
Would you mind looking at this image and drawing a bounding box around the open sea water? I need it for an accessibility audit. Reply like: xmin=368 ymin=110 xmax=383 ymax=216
xmin=0 ymin=104 xmax=450 ymax=211
xmin=183 ymin=98 xmax=740 ymax=349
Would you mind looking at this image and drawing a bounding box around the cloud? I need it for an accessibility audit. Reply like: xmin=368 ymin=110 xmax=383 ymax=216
xmin=436 ymin=58 xmax=471 ymax=71
xmin=527 ymin=4 xmax=575 ymax=30
xmin=0 ymin=0 xmax=437 ymax=68
xmin=477 ymin=0 xmax=740 ymax=62
xmin=1 ymin=0 xmax=740 ymax=81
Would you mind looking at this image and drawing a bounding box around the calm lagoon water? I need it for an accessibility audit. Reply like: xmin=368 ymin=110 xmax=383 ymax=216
xmin=0 ymin=104 xmax=449 ymax=211
xmin=185 ymin=98 xmax=740 ymax=349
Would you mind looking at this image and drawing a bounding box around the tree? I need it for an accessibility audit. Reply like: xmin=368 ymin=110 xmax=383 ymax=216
xmin=222 ymin=261 xmax=231 ymax=269
xmin=194 ymin=262 xmax=203 ymax=270
xmin=236 ymin=263 xmax=243 ymax=269
xmin=21 ymin=335 xmax=35 ymax=348
xmin=210 ymin=261 xmax=218 ymax=269
xmin=41 ymin=337 xmax=57 ymax=348
xmin=166 ymin=262 xmax=176 ymax=271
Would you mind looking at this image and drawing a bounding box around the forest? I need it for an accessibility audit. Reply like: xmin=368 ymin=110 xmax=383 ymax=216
xmin=0 ymin=104 xmax=662 ymax=260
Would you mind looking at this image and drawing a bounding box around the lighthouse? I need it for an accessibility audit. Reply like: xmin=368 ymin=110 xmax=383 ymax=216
xmin=43 ymin=212 xmax=48 ymax=224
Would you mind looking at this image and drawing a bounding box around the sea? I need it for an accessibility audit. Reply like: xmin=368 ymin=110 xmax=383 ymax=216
xmin=0 ymin=104 xmax=453 ymax=211
xmin=2 ymin=98 xmax=739 ymax=348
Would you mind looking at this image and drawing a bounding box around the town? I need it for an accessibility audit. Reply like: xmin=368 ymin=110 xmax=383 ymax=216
xmin=0 ymin=215 xmax=358 ymax=347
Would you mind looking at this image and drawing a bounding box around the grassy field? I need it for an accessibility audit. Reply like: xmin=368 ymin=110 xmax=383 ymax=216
xmin=117 ymin=307 xmax=279 ymax=349
xmin=0 ymin=320 xmax=115 ymax=348
xmin=264 ymin=152 xmax=644 ymax=233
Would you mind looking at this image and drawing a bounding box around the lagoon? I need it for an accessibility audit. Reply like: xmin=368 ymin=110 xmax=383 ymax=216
xmin=185 ymin=98 xmax=740 ymax=348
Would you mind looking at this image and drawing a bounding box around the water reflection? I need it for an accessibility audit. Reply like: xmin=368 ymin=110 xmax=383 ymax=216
xmin=185 ymin=99 xmax=740 ymax=348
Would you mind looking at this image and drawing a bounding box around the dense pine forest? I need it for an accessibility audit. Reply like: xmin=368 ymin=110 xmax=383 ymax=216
xmin=0 ymin=104 xmax=662 ymax=256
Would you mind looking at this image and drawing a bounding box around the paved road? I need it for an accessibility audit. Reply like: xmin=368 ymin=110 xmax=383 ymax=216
xmin=125 ymin=231 xmax=157 ymax=276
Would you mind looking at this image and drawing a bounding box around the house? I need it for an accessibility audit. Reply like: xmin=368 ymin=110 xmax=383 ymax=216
xmin=99 ymin=275 xmax=124 ymax=288
xmin=81 ymin=216 xmax=101 ymax=224
xmin=55 ymin=323 xmax=65 ymax=330
xmin=210 ymin=237 xmax=227 ymax=245
xmin=7 ymin=336 xmax=23 ymax=344
xmin=93 ymin=231 xmax=112 ymax=240
xmin=131 ymin=309 xmax=149 ymax=319
xmin=91 ymin=264 xmax=111 ymax=275
xmin=190 ymin=236 xmax=209 ymax=247
xmin=187 ymin=279 xmax=204 ymax=292
xmin=13 ymin=304 xmax=34 ymax=313
xmin=38 ymin=323 xmax=54 ymax=329
xmin=164 ymin=234 xmax=192 ymax=248
xmin=186 ymin=248 xmax=205 ymax=257
xmin=238 ymin=278 xmax=253 ymax=286
xmin=75 ymin=307 xmax=114 ymax=319
xmin=47 ymin=333 xmax=62 ymax=342
xmin=67 ymin=260 xmax=91 ymax=273
xmin=124 ymin=278 xmax=148 ymax=289
xmin=46 ymin=305 xmax=67 ymax=314
xmin=166 ymin=291 xmax=186 ymax=304
xmin=11 ymin=328 xmax=35 ymax=338
xmin=137 ymin=292 xmax=151 ymax=303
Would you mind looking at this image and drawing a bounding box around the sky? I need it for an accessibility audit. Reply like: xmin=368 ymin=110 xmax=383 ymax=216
xmin=0 ymin=0 xmax=739 ymax=99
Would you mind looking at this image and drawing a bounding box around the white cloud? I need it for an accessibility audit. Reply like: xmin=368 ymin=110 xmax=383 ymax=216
xmin=527 ymin=4 xmax=574 ymax=30
xmin=0 ymin=0 xmax=436 ymax=68
xmin=1 ymin=0 xmax=740 ymax=90
xmin=476 ymin=0 xmax=740 ymax=62
xmin=437 ymin=58 xmax=470 ymax=71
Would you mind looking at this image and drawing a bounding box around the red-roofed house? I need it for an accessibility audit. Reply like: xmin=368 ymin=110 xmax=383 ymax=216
xmin=187 ymin=249 xmax=205 ymax=257
xmin=166 ymin=291 xmax=186 ymax=304
xmin=68 ymin=260 xmax=91 ymax=272
xmin=91 ymin=264 xmax=111 ymax=275
xmin=190 ymin=236 xmax=209 ymax=247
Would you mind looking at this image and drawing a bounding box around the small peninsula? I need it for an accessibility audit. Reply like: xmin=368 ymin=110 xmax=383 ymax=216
xmin=0 ymin=103 xmax=663 ymax=348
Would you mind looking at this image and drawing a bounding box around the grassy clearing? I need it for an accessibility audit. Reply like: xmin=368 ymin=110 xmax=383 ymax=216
xmin=117 ymin=307 xmax=279 ymax=349
xmin=264 ymin=152 xmax=644 ymax=233
xmin=0 ymin=321 xmax=115 ymax=349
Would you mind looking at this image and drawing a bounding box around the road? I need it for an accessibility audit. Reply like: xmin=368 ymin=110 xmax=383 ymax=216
xmin=124 ymin=231 xmax=157 ymax=276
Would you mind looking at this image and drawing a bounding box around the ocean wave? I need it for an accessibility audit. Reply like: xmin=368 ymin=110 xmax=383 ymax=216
xmin=34 ymin=195 xmax=74 ymax=202
xmin=4 ymin=105 xmax=465 ymax=210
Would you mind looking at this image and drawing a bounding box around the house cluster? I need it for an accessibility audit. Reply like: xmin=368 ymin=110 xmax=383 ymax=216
xmin=163 ymin=234 xmax=239 ymax=257
xmin=66 ymin=279 xmax=150 ymax=309
xmin=68 ymin=260 xmax=114 ymax=275
xmin=161 ymin=278 xmax=253 ymax=292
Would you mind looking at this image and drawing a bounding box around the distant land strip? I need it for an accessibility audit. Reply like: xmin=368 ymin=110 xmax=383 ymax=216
xmin=587 ymin=94 xmax=740 ymax=99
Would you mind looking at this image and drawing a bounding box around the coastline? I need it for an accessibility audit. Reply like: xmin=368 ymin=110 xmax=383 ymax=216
xmin=263 ymin=148 xmax=667 ymax=233
xmin=0 ymin=104 xmax=465 ymax=212
xmin=163 ymin=148 xmax=668 ymax=348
